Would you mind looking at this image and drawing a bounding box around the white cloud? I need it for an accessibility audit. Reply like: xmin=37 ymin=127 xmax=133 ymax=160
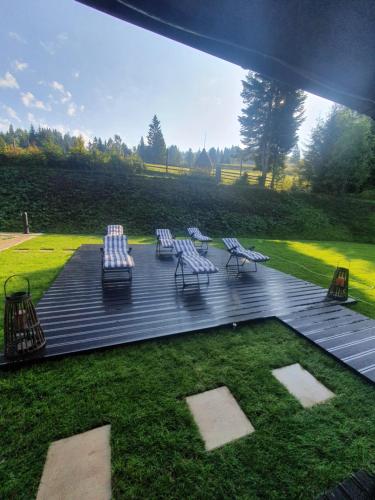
xmin=57 ymin=32 xmax=68 ymax=42
xmin=72 ymin=70 xmax=80 ymax=79
xmin=50 ymin=80 xmax=72 ymax=103
xmin=13 ymin=60 xmax=28 ymax=71
xmin=3 ymin=105 xmax=20 ymax=122
xmin=0 ymin=72 xmax=19 ymax=89
xmin=40 ymin=40 xmax=56 ymax=55
xmin=27 ymin=112 xmax=36 ymax=122
xmin=67 ymin=102 xmax=77 ymax=116
xmin=9 ymin=31 xmax=26 ymax=44
xmin=40 ymin=32 xmax=68 ymax=55
xmin=21 ymin=92 xmax=51 ymax=111
xmin=0 ymin=117 xmax=11 ymax=131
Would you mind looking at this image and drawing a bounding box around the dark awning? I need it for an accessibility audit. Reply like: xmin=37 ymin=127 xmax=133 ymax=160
xmin=77 ymin=0 xmax=375 ymax=119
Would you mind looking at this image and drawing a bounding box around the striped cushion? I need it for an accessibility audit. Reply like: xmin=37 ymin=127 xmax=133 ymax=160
xmin=187 ymin=227 xmax=212 ymax=242
xmin=103 ymin=236 xmax=134 ymax=269
xmin=222 ymin=237 xmax=269 ymax=262
xmin=174 ymin=239 xmax=218 ymax=274
xmin=107 ymin=225 xmax=124 ymax=236
xmin=173 ymin=239 xmax=198 ymax=256
xmin=182 ymin=254 xmax=218 ymax=274
xmin=156 ymin=228 xmax=174 ymax=248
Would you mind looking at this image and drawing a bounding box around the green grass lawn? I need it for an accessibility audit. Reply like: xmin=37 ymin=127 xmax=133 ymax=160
xmin=0 ymin=234 xmax=374 ymax=499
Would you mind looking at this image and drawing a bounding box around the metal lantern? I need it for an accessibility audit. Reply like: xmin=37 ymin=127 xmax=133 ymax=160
xmin=3 ymin=275 xmax=46 ymax=359
xmin=326 ymin=267 xmax=349 ymax=301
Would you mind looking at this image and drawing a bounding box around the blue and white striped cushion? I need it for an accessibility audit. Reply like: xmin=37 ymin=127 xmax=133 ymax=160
xmin=103 ymin=236 xmax=134 ymax=269
xmin=156 ymin=228 xmax=174 ymax=248
xmin=187 ymin=227 xmax=212 ymax=242
xmin=107 ymin=225 xmax=124 ymax=236
xmin=174 ymin=239 xmax=218 ymax=274
xmin=222 ymin=237 xmax=269 ymax=262
xmin=173 ymin=239 xmax=198 ymax=256
xmin=182 ymin=254 xmax=218 ymax=274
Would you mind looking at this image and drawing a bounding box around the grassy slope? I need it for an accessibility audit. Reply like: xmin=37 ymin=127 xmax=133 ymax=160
xmin=1 ymin=165 xmax=375 ymax=242
xmin=0 ymin=235 xmax=375 ymax=499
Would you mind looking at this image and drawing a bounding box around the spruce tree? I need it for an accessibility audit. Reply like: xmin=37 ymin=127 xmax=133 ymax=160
xmin=146 ymin=115 xmax=166 ymax=164
xmin=239 ymin=72 xmax=305 ymax=187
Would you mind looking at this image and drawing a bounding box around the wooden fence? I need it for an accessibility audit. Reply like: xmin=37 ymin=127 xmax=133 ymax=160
xmin=143 ymin=163 xmax=292 ymax=190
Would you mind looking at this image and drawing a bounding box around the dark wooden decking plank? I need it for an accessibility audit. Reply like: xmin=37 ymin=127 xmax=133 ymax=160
xmin=3 ymin=244 xmax=375 ymax=387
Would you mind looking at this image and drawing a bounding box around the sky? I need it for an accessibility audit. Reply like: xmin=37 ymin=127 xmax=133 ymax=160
xmin=0 ymin=0 xmax=334 ymax=151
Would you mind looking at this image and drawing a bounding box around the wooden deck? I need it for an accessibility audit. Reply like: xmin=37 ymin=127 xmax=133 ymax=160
xmin=1 ymin=244 xmax=375 ymax=384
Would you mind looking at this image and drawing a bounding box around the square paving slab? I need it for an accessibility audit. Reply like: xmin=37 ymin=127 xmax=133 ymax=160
xmin=37 ymin=425 xmax=111 ymax=500
xmin=186 ymin=386 xmax=255 ymax=451
xmin=272 ymin=363 xmax=335 ymax=408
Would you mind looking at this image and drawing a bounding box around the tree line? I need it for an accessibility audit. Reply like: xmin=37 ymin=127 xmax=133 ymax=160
xmin=0 ymin=116 xmax=243 ymax=171
xmin=1 ymin=71 xmax=374 ymax=194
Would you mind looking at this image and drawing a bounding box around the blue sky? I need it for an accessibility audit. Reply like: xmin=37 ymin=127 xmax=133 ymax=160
xmin=0 ymin=0 xmax=334 ymax=151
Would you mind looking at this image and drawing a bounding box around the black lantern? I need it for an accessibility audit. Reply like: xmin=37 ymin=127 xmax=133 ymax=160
xmin=327 ymin=267 xmax=349 ymax=301
xmin=3 ymin=275 xmax=46 ymax=359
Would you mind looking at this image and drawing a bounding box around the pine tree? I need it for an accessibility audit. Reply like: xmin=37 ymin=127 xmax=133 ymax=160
xmin=146 ymin=115 xmax=166 ymax=164
xmin=239 ymin=72 xmax=305 ymax=187
xmin=290 ymin=144 xmax=301 ymax=164
xmin=136 ymin=136 xmax=146 ymax=160
xmin=186 ymin=148 xmax=194 ymax=167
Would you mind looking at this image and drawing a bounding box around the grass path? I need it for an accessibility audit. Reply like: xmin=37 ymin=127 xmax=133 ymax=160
xmin=0 ymin=234 xmax=374 ymax=498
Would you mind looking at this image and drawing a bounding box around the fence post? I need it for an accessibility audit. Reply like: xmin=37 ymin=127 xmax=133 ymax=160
xmin=22 ymin=212 xmax=30 ymax=234
xmin=215 ymin=166 xmax=222 ymax=183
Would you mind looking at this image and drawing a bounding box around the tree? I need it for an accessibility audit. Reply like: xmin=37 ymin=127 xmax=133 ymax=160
xmin=186 ymin=148 xmax=194 ymax=167
xmin=137 ymin=136 xmax=146 ymax=160
xmin=290 ymin=144 xmax=301 ymax=164
xmin=146 ymin=115 xmax=166 ymax=164
xmin=239 ymin=72 xmax=305 ymax=187
xmin=167 ymin=145 xmax=181 ymax=166
xmin=303 ymin=106 xmax=374 ymax=194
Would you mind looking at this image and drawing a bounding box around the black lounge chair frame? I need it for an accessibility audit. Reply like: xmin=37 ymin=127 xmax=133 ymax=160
xmin=174 ymin=252 xmax=210 ymax=288
xmin=101 ymin=247 xmax=133 ymax=286
xmin=225 ymin=245 xmax=258 ymax=275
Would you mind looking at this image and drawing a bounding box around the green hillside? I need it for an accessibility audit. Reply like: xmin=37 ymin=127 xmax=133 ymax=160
xmin=1 ymin=164 xmax=374 ymax=242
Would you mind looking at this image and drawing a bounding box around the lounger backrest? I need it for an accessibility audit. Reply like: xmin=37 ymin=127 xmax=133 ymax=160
xmin=173 ymin=239 xmax=198 ymax=256
xmin=104 ymin=235 xmax=128 ymax=254
xmin=107 ymin=225 xmax=124 ymax=236
xmin=187 ymin=227 xmax=199 ymax=237
xmin=156 ymin=228 xmax=172 ymax=240
xmin=223 ymin=238 xmax=242 ymax=251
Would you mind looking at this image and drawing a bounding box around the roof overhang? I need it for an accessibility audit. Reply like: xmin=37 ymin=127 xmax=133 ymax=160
xmin=77 ymin=0 xmax=375 ymax=119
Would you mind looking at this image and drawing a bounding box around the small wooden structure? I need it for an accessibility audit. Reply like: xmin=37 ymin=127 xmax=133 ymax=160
xmin=3 ymin=275 xmax=46 ymax=359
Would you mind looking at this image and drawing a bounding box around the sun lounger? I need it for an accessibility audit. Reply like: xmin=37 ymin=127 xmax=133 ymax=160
xmin=173 ymin=239 xmax=218 ymax=286
xmin=106 ymin=225 xmax=124 ymax=236
xmin=222 ymin=237 xmax=269 ymax=273
xmin=156 ymin=228 xmax=174 ymax=254
xmin=187 ymin=227 xmax=212 ymax=252
xmin=102 ymin=235 xmax=134 ymax=285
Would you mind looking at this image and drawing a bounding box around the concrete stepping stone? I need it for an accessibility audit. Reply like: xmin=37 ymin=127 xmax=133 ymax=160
xmin=186 ymin=386 xmax=255 ymax=451
xmin=272 ymin=363 xmax=334 ymax=408
xmin=37 ymin=425 xmax=111 ymax=500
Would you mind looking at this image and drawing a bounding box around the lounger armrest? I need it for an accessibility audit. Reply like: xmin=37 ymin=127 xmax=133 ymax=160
xmin=128 ymin=247 xmax=132 ymax=254
xmin=228 ymin=245 xmax=238 ymax=252
xmin=176 ymin=250 xmax=183 ymax=257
